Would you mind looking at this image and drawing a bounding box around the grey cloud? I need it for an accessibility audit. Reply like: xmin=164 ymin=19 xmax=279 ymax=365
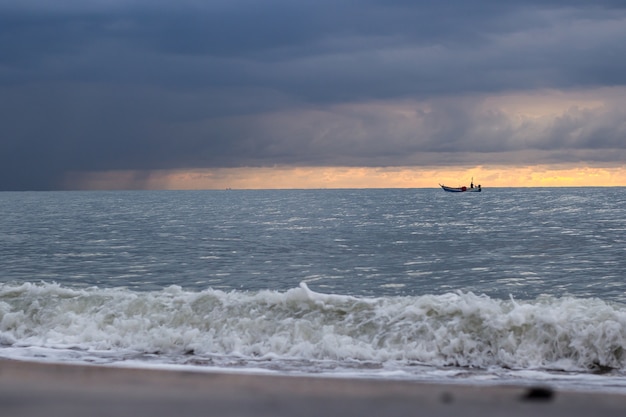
xmin=1 ymin=0 xmax=626 ymax=189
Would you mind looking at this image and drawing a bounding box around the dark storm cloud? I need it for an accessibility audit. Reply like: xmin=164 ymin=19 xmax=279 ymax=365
xmin=1 ymin=0 xmax=626 ymax=189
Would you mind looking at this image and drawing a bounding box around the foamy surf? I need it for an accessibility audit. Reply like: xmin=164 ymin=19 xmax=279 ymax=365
xmin=1 ymin=281 xmax=625 ymax=381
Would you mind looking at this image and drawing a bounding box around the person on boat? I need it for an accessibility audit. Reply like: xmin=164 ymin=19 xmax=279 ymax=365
xmin=470 ymin=180 xmax=474 ymax=189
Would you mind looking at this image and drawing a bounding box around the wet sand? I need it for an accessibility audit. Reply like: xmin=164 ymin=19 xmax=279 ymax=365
xmin=1 ymin=359 xmax=626 ymax=417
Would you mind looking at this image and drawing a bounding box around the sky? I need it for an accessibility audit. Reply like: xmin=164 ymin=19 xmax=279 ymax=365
xmin=1 ymin=0 xmax=625 ymax=190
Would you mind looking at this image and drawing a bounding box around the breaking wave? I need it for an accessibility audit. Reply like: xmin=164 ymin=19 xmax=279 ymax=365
xmin=1 ymin=281 xmax=625 ymax=372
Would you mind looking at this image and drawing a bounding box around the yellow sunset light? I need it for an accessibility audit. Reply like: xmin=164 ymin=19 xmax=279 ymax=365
xmin=64 ymin=165 xmax=626 ymax=190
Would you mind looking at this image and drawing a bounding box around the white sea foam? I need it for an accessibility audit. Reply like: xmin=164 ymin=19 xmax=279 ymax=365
xmin=1 ymin=281 xmax=625 ymax=377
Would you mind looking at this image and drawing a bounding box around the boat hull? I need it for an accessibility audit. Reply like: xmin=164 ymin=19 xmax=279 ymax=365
xmin=440 ymin=184 xmax=482 ymax=192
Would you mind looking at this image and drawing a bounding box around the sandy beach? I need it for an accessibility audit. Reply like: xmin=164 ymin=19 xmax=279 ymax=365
xmin=0 ymin=360 xmax=625 ymax=417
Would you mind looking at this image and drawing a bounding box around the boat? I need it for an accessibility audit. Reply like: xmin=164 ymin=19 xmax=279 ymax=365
xmin=440 ymin=184 xmax=481 ymax=192
xmin=439 ymin=179 xmax=482 ymax=192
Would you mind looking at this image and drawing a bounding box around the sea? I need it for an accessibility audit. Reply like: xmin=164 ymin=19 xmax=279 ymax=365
xmin=1 ymin=187 xmax=626 ymax=392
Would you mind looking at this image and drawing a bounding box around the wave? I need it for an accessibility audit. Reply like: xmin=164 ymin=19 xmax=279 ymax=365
xmin=1 ymin=282 xmax=625 ymax=372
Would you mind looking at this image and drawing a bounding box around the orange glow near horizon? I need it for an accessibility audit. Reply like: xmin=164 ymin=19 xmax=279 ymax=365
xmin=58 ymin=87 xmax=626 ymax=191
xmin=64 ymin=165 xmax=626 ymax=190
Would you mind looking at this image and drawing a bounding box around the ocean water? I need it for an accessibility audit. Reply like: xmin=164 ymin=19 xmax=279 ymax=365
xmin=1 ymin=188 xmax=626 ymax=392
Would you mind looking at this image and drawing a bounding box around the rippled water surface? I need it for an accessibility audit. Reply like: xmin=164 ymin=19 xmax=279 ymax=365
xmin=1 ymin=188 xmax=626 ymax=391
xmin=2 ymin=188 xmax=625 ymax=301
